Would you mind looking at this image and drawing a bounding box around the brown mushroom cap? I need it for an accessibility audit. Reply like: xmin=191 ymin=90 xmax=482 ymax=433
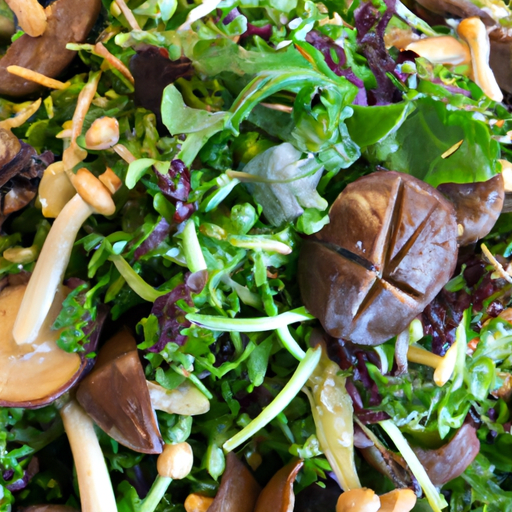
xmin=254 ymin=459 xmax=303 ymax=512
xmin=0 ymin=128 xmax=21 ymax=168
xmin=207 ymin=452 xmax=261 ymax=512
xmin=298 ymin=171 xmax=458 ymax=345
xmin=0 ymin=282 xmax=84 ymax=408
xmin=0 ymin=0 xmax=101 ymax=98
xmin=437 ymin=174 xmax=504 ymax=246
xmin=76 ymin=328 xmax=164 ymax=454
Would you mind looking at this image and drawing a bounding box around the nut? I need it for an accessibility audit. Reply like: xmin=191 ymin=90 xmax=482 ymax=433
xmin=157 ymin=442 xmax=194 ymax=479
xmin=73 ymin=168 xmax=116 ymax=216
xmin=336 ymin=488 xmax=380 ymax=512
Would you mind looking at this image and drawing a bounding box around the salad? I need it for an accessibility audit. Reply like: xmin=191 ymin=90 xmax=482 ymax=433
xmin=1 ymin=0 xmax=512 ymax=510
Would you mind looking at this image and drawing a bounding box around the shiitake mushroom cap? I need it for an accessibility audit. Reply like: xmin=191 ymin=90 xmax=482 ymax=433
xmin=0 ymin=280 xmax=92 ymax=408
xmin=76 ymin=328 xmax=164 ymax=455
xmin=298 ymin=171 xmax=459 ymax=346
xmin=437 ymin=173 xmax=504 ymax=245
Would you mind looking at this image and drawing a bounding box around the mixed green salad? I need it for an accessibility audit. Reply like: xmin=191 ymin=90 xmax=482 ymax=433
xmin=2 ymin=0 xmax=512 ymax=510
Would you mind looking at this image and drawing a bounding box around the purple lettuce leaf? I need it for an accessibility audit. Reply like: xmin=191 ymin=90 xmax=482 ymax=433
xmin=134 ymin=218 xmax=173 ymax=261
xmin=146 ymin=271 xmax=207 ymax=353
xmin=153 ymin=159 xmax=196 ymax=223
xmin=354 ymin=0 xmax=400 ymax=105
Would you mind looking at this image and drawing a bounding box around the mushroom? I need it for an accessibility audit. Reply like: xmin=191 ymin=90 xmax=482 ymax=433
xmin=13 ymin=167 xmax=119 ymax=346
xmin=378 ymin=489 xmax=417 ymax=512
xmin=457 ymin=17 xmax=503 ymax=102
xmin=413 ymin=423 xmax=480 ymax=486
xmin=0 ymin=280 xmax=98 ymax=408
xmin=437 ymin=174 xmax=505 ymax=245
xmin=407 ymin=344 xmax=458 ymax=387
xmin=298 ymin=171 xmax=458 ymax=346
xmin=206 ymin=452 xmax=261 ymax=512
xmin=0 ymin=127 xmax=21 ymax=168
xmin=76 ymin=328 xmax=164 ymax=454
xmin=59 ymin=399 xmax=117 ymax=512
xmin=0 ymin=0 xmax=101 ymax=97
xmin=5 ymin=0 xmax=47 ymax=37
xmin=336 ymin=488 xmax=381 ymax=512
xmin=254 ymin=459 xmax=304 ymax=512
xmin=405 ymin=36 xmax=470 ymax=65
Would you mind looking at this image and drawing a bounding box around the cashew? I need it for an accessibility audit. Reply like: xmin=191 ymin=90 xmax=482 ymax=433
xmin=457 ymin=17 xmax=503 ymax=102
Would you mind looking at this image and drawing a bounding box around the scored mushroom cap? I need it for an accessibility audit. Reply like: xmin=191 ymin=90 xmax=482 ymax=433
xmin=76 ymin=328 xmax=164 ymax=454
xmin=437 ymin=174 xmax=505 ymax=246
xmin=0 ymin=281 xmax=88 ymax=408
xmin=298 ymin=171 xmax=459 ymax=346
xmin=0 ymin=0 xmax=101 ymax=98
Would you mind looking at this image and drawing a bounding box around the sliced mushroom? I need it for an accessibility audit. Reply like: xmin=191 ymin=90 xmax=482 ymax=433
xmin=0 ymin=127 xmax=21 ymax=168
xmin=0 ymin=282 xmax=92 ymax=408
xmin=0 ymin=0 xmax=101 ymax=97
xmin=298 ymin=171 xmax=458 ymax=345
xmin=413 ymin=423 xmax=480 ymax=486
xmin=76 ymin=328 xmax=164 ymax=454
xmin=254 ymin=459 xmax=303 ymax=512
xmin=437 ymin=174 xmax=504 ymax=245
xmin=207 ymin=452 xmax=261 ymax=512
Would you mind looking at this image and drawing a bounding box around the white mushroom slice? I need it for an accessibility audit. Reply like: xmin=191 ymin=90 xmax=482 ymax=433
xmin=405 ymin=36 xmax=470 ymax=65
xmin=457 ymin=17 xmax=503 ymax=102
xmin=148 ymin=380 xmax=210 ymax=416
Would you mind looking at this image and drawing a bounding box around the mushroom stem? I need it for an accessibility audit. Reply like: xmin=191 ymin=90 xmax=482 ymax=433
xmin=407 ymin=344 xmax=458 ymax=387
xmin=59 ymin=399 xmax=117 ymax=512
xmin=12 ymin=194 xmax=93 ymax=345
xmin=13 ymin=168 xmax=117 ymax=345
xmin=457 ymin=17 xmax=503 ymax=102
xmin=140 ymin=443 xmax=194 ymax=512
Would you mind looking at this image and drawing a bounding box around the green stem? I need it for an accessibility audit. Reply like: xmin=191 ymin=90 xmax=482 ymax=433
xmin=379 ymin=420 xmax=447 ymax=512
xmin=187 ymin=307 xmax=314 ymax=332
xmin=395 ymin=0 xmax=438 ymax=37
xmin=182 ymin=220 xmax=207 ymax=273
xmin=140 ymin=476 xmax=172 ymax=512
xmin=276 ymin=326 xmax=306 ymax=361
xmin=170 ymin=364 xmax=213 ymax=400
xmin=223 ymin=346 xmax=321 ymax=452
xmin=109 ymin=254 xmax=167 ymax=302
